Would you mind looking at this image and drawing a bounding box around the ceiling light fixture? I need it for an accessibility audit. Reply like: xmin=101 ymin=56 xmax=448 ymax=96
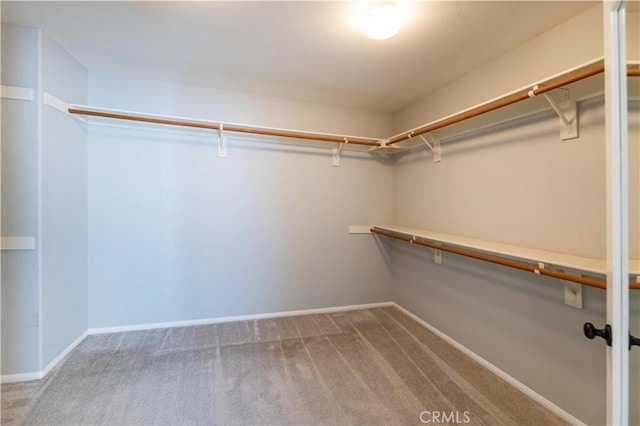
xmin=360 ymin=1 xmax=405 ymax=40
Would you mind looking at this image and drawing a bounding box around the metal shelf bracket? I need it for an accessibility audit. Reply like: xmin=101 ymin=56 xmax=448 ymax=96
xmin=541 ymin=262 xmax=583 ymax=309
xmin=561 ymin=278 xmax=583 ymax=309
xmin=333 ymin=138 xmax=349 ymax=167
xmin=529 ymin=85 xmax=578 ymax=140
xmin=218 ymin=124 xmax=227 ymax=158
xmin=418 ymin=134 xmax=441 ymax=162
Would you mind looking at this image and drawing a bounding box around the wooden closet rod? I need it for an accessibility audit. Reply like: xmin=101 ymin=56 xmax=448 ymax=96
xmin=387 ymin=64 xmax=640 ymax=146
xmin=67 ymin=108 xmax=381 ymax=147
xmin=69 ymin=66 xmax=638 ymax=149
xmin=371 ymin=228 xmax=640 ymax=290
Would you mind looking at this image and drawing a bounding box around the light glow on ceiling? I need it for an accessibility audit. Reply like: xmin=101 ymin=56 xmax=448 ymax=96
xmin=360 ymin=1 xmax=406 ymax=40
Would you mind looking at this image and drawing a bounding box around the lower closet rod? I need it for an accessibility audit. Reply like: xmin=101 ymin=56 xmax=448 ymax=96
xmin=371 ymin=228 xmax=640 ymax=290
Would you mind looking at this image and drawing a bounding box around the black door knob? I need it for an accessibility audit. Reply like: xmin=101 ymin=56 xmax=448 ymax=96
xmin=630 ymin=333 xmax=640 ymax=350
xmin=583 ymin=322 xmax=612 ymax=346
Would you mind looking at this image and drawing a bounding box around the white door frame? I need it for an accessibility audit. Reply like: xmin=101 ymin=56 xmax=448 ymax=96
xmin=604 ymin=1 xmax=629 ymax=424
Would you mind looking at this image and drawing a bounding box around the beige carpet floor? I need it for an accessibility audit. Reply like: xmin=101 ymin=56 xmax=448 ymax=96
xmin=1 ymin=307 xmax=567 ymax=425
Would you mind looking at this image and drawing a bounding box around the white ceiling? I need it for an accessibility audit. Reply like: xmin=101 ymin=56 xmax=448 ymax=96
xmin=2 ymin=1 xmax=597 ymax=112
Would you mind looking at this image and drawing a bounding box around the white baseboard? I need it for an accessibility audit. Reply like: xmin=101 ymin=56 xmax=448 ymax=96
xmin=1 ymin=331 xmax=87 ymax=384
xmin=0 ymin=372 xmax=42 ymax=384
xmin=88 ymin=301 xmax=395 ymax=335
xmin=390 ymin=303 xmax=585 ymax=426
xmin=40 ymin=331 xmax=88 ymax=378
xmin=2 ymin=303 xmax=392 ymax=384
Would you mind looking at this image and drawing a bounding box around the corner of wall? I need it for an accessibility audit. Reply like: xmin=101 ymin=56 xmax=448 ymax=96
xmin=1 ymin=23 xmax=42 ymax=377
xmin=40 ymin=30 xmax=89 ymax=368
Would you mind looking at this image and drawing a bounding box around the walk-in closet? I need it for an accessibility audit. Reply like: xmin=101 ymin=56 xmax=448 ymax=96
xmin=1 ymin=1 xmax=639 ymax=425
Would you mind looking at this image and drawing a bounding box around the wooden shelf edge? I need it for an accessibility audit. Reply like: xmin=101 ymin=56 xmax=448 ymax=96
xmin=372 ymin=224 xmax=640 ymax=278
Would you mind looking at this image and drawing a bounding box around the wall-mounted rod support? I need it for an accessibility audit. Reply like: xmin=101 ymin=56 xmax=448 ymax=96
xmin=419 ymin=134 xmax=441 ymax=162
xmin=333 ymin=138 xmax=350 ymax=166
xmin=419 ymin=135 xmax=434 ymax=151
xmin=218 ymin=123 xmax=227 ymax=158
xmin=542 ymin=93 xmax=572 ymax=127
xmin=67 ymin=107 xmax=380 ymax=147
xmin=371 ymin=227 xmax=640 ymax=290
xmin=333 ymin=143 xmax=343 ymax=167
xmin=538 ymin=92 xmax=578 ymax=140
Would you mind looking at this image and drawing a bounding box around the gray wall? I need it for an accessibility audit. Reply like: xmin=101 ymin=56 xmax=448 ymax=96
xmin=1 ymin=24 xmax=88 ymax=377
xmin=87 ymin=73 xmax=394 ymax=328
xmin=389 ymin=5 xmax=640 ymax=424
xmin=1 ymin=25 xmax=41 ymax=376
xmin=391 ymin=95 xmax=639 ymax=425
xmin=393 ymin=5 xmax=605 ymax=134
xmin=40 ymin=32 xmax=88 ymax=368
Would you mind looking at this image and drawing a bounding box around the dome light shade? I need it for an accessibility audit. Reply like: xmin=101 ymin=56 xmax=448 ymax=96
xmin=360 ymin=2 xmax=404 ymax=40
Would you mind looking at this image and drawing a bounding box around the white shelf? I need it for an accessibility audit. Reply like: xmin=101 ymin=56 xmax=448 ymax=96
xmin=372 ymin=225 xmax=640 ymax=277
xmin=1 ymin=85 xmax=34 ymax=101
xmin=59 ymin=61 xmax=639 ymax=158
xmin=1 ymin=237 xmax=35 ymax=250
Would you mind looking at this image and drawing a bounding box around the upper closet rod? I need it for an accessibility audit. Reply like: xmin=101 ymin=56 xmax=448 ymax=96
xmin=67 ymin=107 xmax=381 ymax=147
xmin=386 ymin=64 xmax=639 ymax=146
xmin=371 ymin=228 xmax=640 ymax=290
